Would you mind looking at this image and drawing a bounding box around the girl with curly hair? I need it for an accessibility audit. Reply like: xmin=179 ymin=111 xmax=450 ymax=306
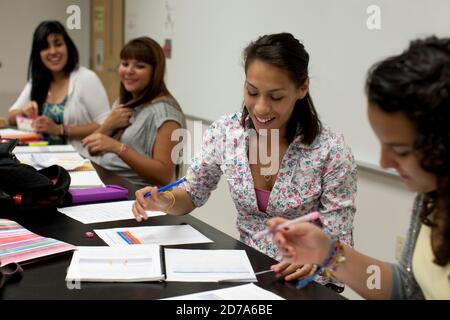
xmin=269 ymin=36 xmax=449 ymax=299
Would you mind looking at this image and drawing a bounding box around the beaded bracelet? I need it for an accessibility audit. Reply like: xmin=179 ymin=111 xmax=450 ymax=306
xmin=321 ymin=239 xmax=347 ymax=277
xmin=296 ymin=238 xmax=346 ymax=289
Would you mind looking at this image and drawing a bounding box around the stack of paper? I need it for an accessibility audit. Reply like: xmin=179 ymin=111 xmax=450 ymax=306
xmin=0 ymin=219 xmax=75 ymax=266
xmin=15 ymin=152 xmax=87 ymax=171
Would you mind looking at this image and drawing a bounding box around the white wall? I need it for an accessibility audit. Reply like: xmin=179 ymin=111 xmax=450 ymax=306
xmin=124 ymin=0 xmax=450 ymax=168
xmin=0 ymin=0 xmax=91 ymax=116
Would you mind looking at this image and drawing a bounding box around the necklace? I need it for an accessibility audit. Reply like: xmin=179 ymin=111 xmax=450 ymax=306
xmin=263 ymin=175 xmax=272 ymax=182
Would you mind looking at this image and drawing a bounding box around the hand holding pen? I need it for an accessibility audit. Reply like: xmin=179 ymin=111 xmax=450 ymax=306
xmin=254 ymin=212 xmax=321 ymax=240
xmin=143 ymin=176 xmax=192 ymax=198
xmin=132 ymin=177 xmax=192 ymax=222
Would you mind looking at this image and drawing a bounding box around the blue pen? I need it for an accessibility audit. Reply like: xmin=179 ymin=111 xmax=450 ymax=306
xmin=144 ymin=176 xmax=192 ymax=198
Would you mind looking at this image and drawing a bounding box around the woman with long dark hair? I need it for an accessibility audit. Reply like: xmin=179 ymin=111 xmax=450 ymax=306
xmin=82 ymin=37 xmax=185 ymax=188
xmin=8 ymin=20 xmax=110 ymax=151
xmin=269 ymin=36 xmax=450 ymax=299
xmin=132 ymin=33 xmax=357 ymax=291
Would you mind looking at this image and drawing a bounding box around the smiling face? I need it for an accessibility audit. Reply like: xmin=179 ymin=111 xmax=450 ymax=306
xmin=368 ymin=102 xmax=437 ymax=192
xmin=39 ymin=33 xmax=68 ymax=75
xmin=244 ymin=59 xmax=308 ymax=139
xmin=118 ymin=59 xmax=153 ymax=97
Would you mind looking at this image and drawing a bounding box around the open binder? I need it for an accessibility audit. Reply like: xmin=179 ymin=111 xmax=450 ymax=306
xmin=66 ymin=246 xmax=257 ymax=283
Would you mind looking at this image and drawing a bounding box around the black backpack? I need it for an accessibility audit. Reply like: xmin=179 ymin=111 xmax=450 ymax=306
xmin=0 ymin=139 xmax=72 ymax=212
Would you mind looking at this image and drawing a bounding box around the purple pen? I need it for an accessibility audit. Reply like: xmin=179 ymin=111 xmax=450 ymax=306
xmin=253 ymin=211 xmax=320 ymax=240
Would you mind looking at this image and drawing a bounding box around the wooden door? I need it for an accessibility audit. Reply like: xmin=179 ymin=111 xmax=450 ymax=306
xmin=90 ymin=0 xmax=124 ymax=105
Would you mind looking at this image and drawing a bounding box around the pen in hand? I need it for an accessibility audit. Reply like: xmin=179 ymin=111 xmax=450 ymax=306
xmin=143 ymin=176 xmax=193 ymax=198
xmin=253 ymin=212 xmax=321 ymax=240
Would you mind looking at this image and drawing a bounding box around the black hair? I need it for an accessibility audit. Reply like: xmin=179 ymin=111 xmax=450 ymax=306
xmin=366 ymin=36 xmax=450 ymax=266
xmin=28 ymin=20 xmax=79 ymax=113
xmin=241 ymin=33 xmax=321 ymax=145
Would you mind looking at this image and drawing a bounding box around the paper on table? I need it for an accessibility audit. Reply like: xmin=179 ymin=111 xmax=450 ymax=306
xmin=0 ymin=128 xmax=32 ymax=136
xmin=164 ymin=249 xmax=257 ymax=282
xmin=58 ymin=200 xmax=164 ymax=224
xmin=66 ymin=245 xmax=164 ymax=282
xmin=14 ymin=145 xmax=76 ymax=153
xmin=95 ymin=225 xmax=212 ymax=246
xmin=15 ymin=152 xmax=87 ymax=171
xmin=69 ymin=171 xmax=105 ymax=188
xmin=163 ymin=283 xmax=285 ymax=300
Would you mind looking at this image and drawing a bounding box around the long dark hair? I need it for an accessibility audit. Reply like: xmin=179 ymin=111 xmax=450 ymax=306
xmin=28 ymin=20 xmax=79 ymax=113
xmin=241 ymin=33 xmax=321 ymax=145
xmin=366 ymin=36 xmax=450 ymax=266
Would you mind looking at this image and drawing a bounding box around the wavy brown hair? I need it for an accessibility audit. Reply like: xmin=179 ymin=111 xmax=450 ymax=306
xmin=240 ymin=33 xmax=321 ymax=145
xmin=366 ymin=36 xmax=450 ymax=266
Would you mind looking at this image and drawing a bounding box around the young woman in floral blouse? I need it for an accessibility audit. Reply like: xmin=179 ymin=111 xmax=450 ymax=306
xmin=133 ymin=33 xmax=357 ymax=291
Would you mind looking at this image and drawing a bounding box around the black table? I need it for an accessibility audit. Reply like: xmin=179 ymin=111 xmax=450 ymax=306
xmin=0 ymin=164 xmax=345 ymax=300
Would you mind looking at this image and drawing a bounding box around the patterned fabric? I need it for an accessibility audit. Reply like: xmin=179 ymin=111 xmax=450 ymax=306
xmin=181 ymin=113 xmax=357 ymax=263
xmin=42 ymin=97 xmax=67 ymax=144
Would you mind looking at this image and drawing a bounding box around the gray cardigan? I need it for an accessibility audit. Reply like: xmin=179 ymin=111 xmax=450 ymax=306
xmin=389 ymin=194 xmax=426 ymax=299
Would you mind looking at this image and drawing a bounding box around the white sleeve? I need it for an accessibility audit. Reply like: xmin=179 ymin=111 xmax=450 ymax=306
xmin=78 ymin=70 xmax=111 ymax=124
xmin=9 ymin=83 xmax=32 ymax=111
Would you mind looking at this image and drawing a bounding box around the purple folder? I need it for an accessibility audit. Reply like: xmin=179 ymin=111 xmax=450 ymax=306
xmin=69 ymin=185 xmax=129 ymax=205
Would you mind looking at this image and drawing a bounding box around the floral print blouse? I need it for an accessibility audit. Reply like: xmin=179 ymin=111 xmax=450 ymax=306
xmin=182 ymin=113 xmax=357 ymax=261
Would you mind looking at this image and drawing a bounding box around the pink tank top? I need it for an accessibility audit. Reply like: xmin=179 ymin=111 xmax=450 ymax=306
xmin=255 ymin=187 xmax=271 ymax=213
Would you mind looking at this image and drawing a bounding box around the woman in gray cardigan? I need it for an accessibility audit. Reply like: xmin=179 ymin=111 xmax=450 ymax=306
xmin=269 ymin=36 xmax=449 ymax=299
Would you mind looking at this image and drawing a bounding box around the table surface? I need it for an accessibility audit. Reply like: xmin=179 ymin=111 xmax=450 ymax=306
xmin=0 ymin=163 xmax=345 ymax=300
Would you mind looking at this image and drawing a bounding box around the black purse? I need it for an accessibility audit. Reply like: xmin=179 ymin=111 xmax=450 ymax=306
xmin=0 ymin=139 xmax=72 ymax=212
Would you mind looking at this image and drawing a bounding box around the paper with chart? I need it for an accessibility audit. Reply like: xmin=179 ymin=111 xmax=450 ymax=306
xmin=66 ymin=245 xmax=163 ymax=282
xmin=164 ymin=249 xmax=257 ymax=282
xmin=163 ymin=283 xmax=284 ymax=300
xmin=95 ymin=225 xmax=212 ymax=246
xmin=59 ymin=200 xmax=165 ymax=224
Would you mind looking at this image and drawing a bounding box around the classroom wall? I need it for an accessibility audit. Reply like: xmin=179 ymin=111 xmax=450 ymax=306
xmin=124 ymin=0 xmax=450 ymax=169
xmin=0 ymin=0 xmax=90 ymax=117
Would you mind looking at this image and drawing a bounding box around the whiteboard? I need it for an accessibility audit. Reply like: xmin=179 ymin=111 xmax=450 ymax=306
xmin=124 ymin=0 xmax=450 ymax=168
